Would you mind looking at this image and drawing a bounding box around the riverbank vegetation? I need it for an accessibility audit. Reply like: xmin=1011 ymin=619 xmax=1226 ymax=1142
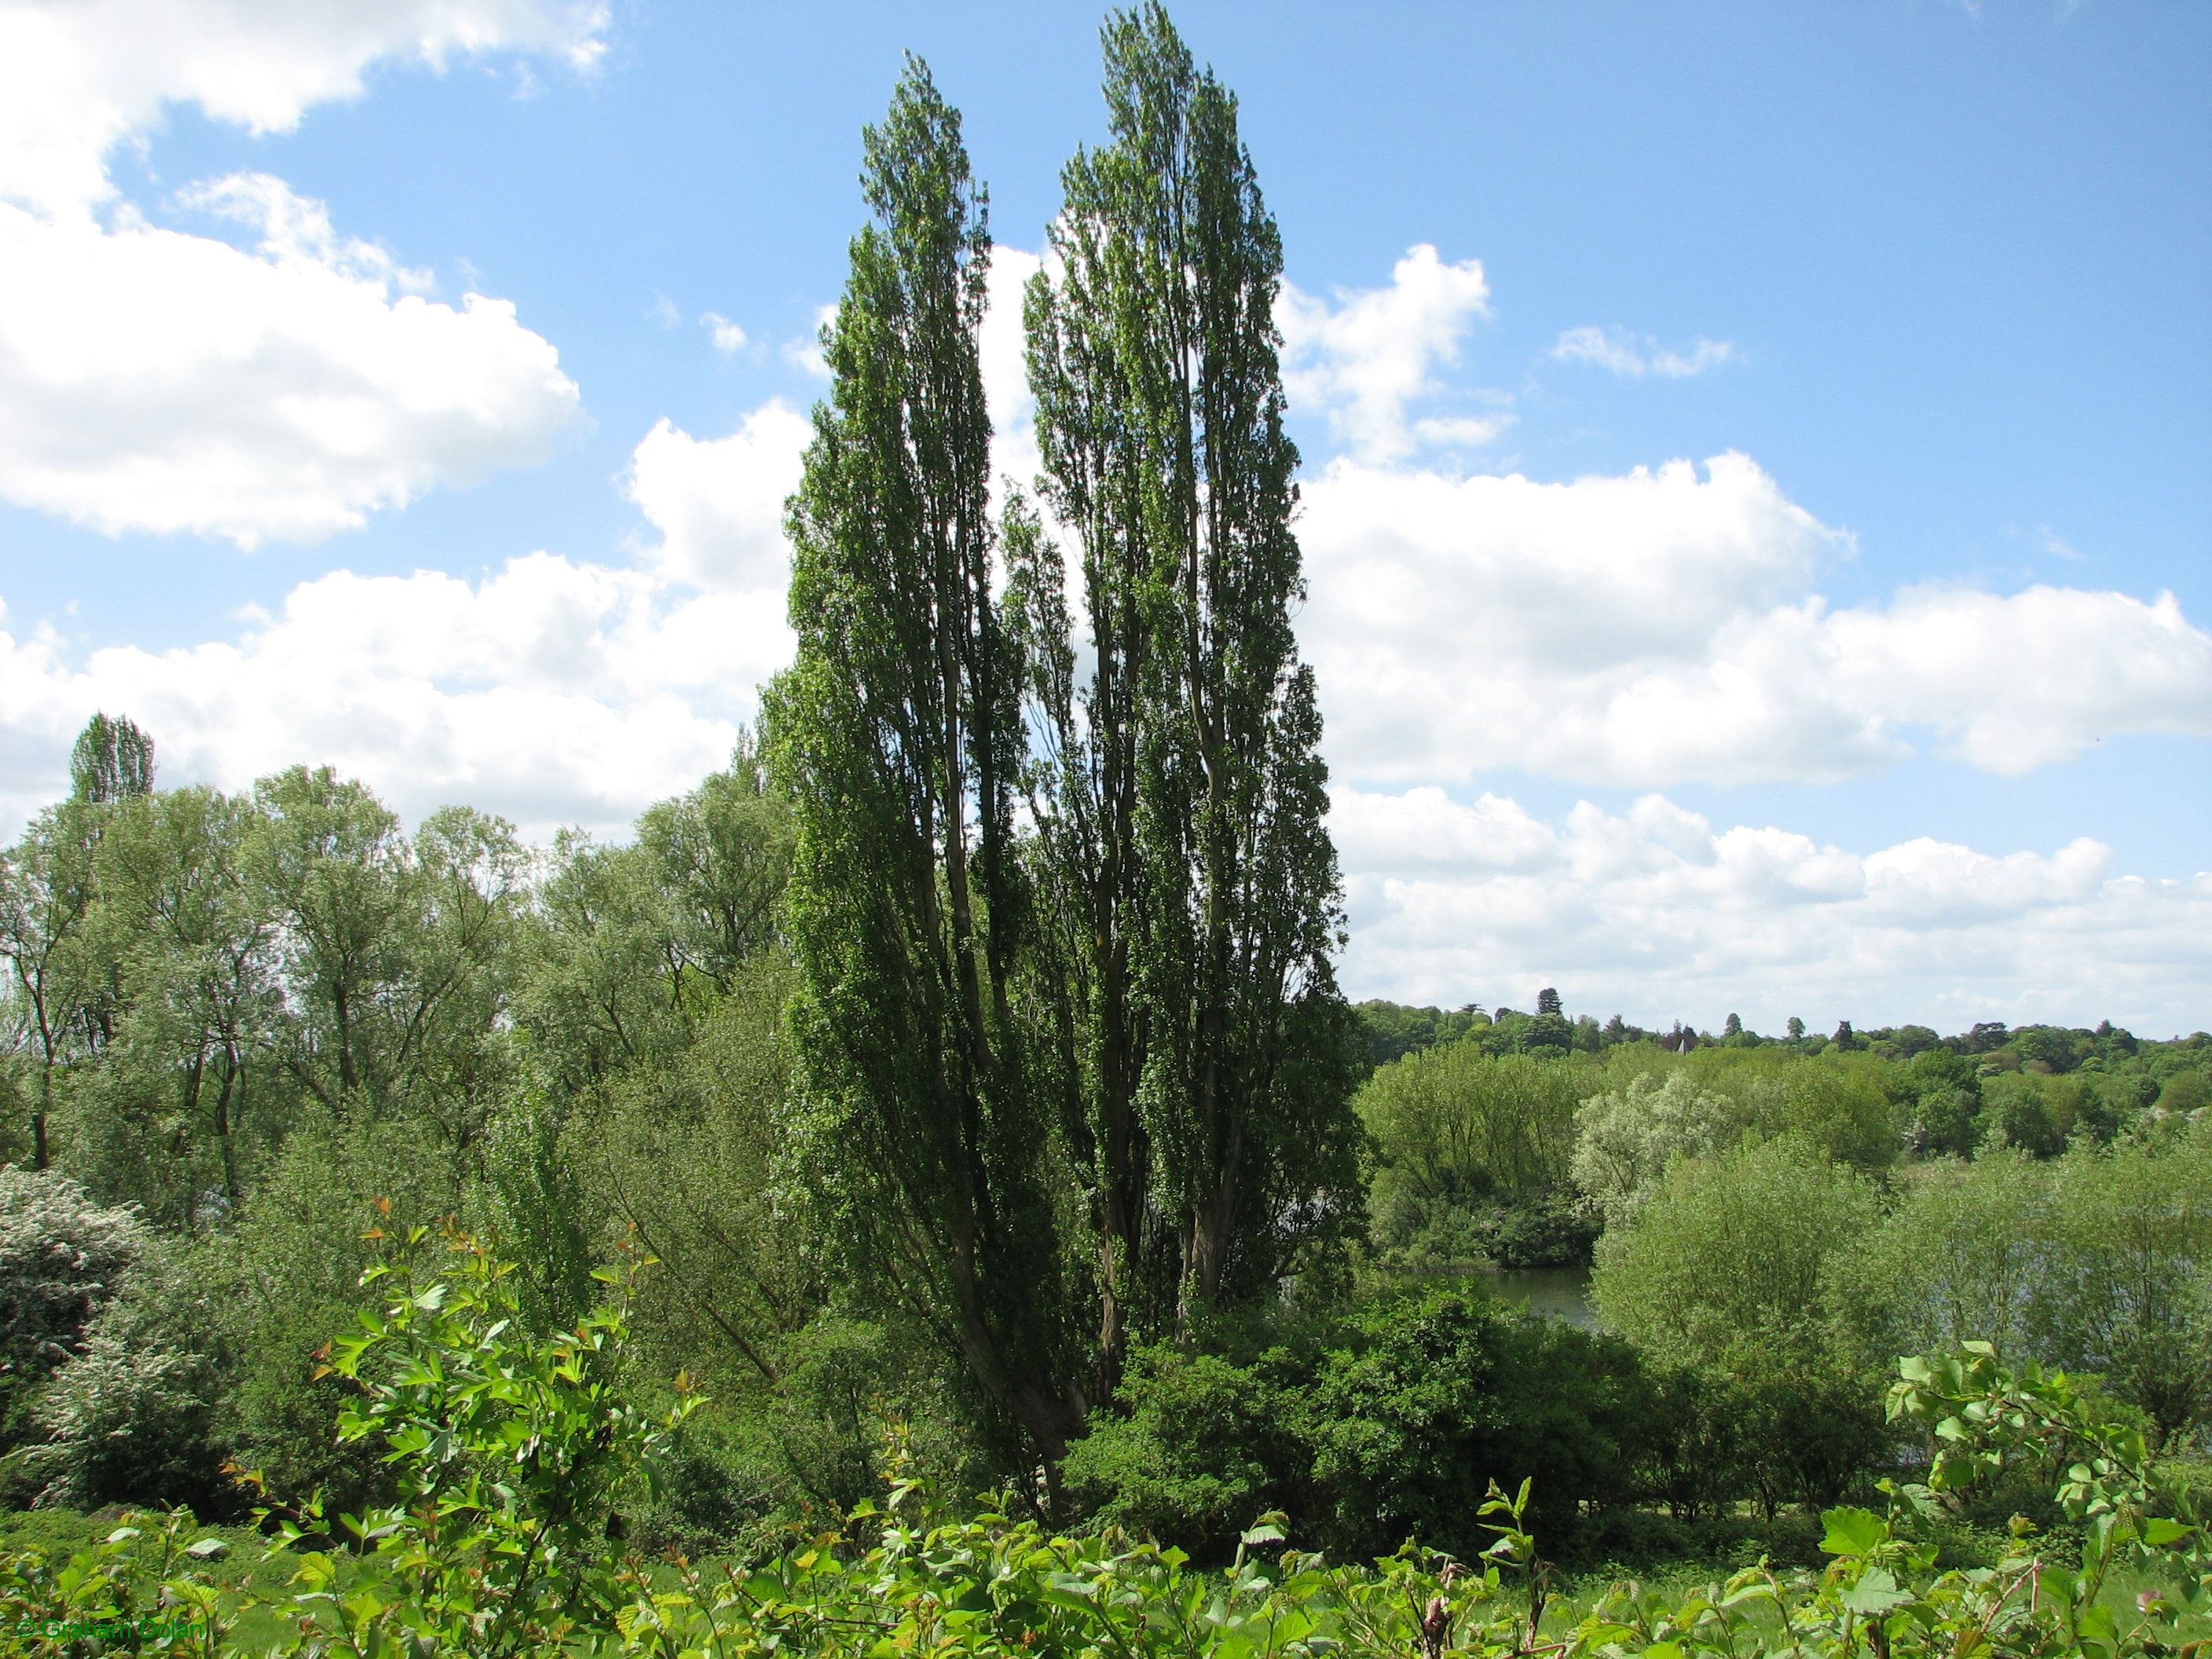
xmin=4 ymin=5 xmax=2210 ymax=1653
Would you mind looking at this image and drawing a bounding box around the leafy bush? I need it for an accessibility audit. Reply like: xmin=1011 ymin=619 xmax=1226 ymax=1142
xmin=201 ymin=1114 xmax=463 ymax=1514
xmin=262 ymin=1214 xmax=695 ymax=1657
xmin=1305 ymin=1287 xmax=1646 ymax=1560
xmin=0 ymin=1167 xmax=146 ymax=1469
xmin=9 ymin=1336 xmax=2212 ymax=1655
xmin=21 ymin=1328 xmax=217 ymax=1513
xmin=1063 ymin=1341 xmax=1306 ymax=1559
xmin=1068 ymin=1286 xmax=1648 ymax=1566
xmin=17 ymin=1243 xmax=227 ymax=1513
xmin=1592 ymin=1133 xmax=1879 ymax=1370
xmin=1477 ymin=1186 xmax=1601 ymax=1269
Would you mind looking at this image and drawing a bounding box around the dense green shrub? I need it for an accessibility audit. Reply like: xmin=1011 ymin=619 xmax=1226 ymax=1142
xmin=1363 ymin=1049 xmax=1584 ymax=1269
xmin=1068 ymin=1286 xmax=1649 ymax=1566
xmin=1304 ymin=1287 xmax=1646 ymax=1560
xmin=8 ymin=1310 xmax=2212 ymax=1656
xmin=199 ymin=1115 xmax=466 ymax=1515
xmin=1063 ymin=1340 xmax=1309 ymax=1559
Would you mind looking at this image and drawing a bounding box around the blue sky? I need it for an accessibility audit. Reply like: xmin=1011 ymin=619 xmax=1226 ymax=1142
xmin=0 ymin=0 xmax=2205 ymax=1034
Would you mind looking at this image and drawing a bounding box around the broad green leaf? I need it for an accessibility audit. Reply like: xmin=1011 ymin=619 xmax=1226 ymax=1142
xmin=1819 ymin=1507 xmax=1887 ymax=1558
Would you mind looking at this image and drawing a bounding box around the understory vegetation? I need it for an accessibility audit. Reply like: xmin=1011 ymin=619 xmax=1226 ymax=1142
xmin=8 ymin=730 xmax=2209 ymax=1657
xmin=4 ymin=6 xmax=2210 ymax=1654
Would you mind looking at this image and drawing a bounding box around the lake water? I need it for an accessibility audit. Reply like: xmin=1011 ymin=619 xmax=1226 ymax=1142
xmin=1486 ymin=1265 xmax=1597 ymax=1328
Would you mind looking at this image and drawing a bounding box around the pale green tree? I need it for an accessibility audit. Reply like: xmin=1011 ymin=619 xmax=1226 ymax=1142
xmin=1592 ymin=1133 xmax=1880 ymax=1368
xmin=1571 ymin=1071 xmax=1731 ymax=1230
xmin=1362 ymin=1047 xmax=1583 ymax=1247
xmin=247 ymin=767 xmax=414 ymax=1115
xmin=247 ymin=770 xmax=524 ymax=1138
xmin=632 ymin=736 xmax=793 ymax=994
xmin=518 ymin=833 xmax=690 ymax=1095
xmin=394 ymin=804 xmax=528 ymax=1155
xmin=2034 ymin=1123 xmax=2212 ymax=1445
xmin=70 ymin=786 xmax=276 ymax=1223
xmin=1827 ymin=1149 xmax=2053 ymax=1367
xmin=67 ymin=714 xmax=156 ymax=806
xmin=0 ymin=800 xmax=105 ymax=1167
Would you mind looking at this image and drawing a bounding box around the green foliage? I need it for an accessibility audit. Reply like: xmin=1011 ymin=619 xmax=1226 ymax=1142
xmin=11 ymin=1341 xmax=2212 ymax=1655
xmin=2037 ymin=1126 xmax=2212 ymax=1444
xmin=767 ymin=53 xmax=1084 ymax=1469
xmin=0 ymin=1166 xmax=145 ymax=1455
xmin=1571 ymin=1071 xmax=1731 ymax=1230
xmin=516 ymin=745 xmax=793 ymax=1103
xmin=67 ymin=714 xmax=156 ymax=807
xmin=1894 ymin=1048 xmax=1984 ymax=1155
xmin=1351 ymin=1000 xmax=1482 ymax=1071
xmin=1834 ymin=1123 xmax=2212 ymax=1447
xmin=1062 ymin=1341 xmax=1302 ymax=1558
xmin=60 ymin=785 xmax=274 ymax=1228
xmin=266 ymin=1217 xmax=698 ymax=1657
xmin=1884 ymin=1342 xmax=2212 ymax=1656
xmin=580 ymin=956 xmax=808 ymax=1382
xmin=629 ymin=738 xmax=792 ymax=996
xmin=0 ymin=795 xmax=106 ymax=1170
xmin=1363 ymin=1048 xmax=1588 ymax=1269
xmin=16 ymin=1242 xmax=225 ymax=1514
xmin=1833 ymin=1150 xmax=2052 ymax=1363
xmin=1068 ymin=1286 xmax=1647 ymax=1565
xmin=1020 ymin=0 xmax=1361 ymax=1345
xmin=1306 ymin=1288 xmax=1646 ymax=1560
xmin=202 ymin=1115 xmax=464 ymax=1514
xmin=1593 ymin=1134 xmax=1880 ymax=1369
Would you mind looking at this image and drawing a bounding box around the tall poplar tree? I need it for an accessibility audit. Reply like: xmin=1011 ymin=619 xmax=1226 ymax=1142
xmin=68 ymin=714 xmax=155 ymax=806
xmin=1018 ymin=3 xmax=1360 ymax=1355
xmin=767 ymin=60 xmax=1085 ymax=1467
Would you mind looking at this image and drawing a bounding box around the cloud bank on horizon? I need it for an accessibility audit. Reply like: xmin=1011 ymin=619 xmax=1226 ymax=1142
xmin=0 ymin=0 xmax=2206 ymax=1035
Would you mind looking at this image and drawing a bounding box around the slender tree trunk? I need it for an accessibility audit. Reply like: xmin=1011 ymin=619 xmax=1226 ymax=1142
xmin=214 ymin=1042 xmax=241 ymax=1214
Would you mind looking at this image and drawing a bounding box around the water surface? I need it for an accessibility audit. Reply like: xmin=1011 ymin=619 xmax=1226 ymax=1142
xmin=1487 ymin=1265 xmax=1596 ymax=1329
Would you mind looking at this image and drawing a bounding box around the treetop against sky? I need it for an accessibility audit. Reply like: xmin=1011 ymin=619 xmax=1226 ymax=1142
xmin=0 ymin=0 xmax=2203 ymax=1031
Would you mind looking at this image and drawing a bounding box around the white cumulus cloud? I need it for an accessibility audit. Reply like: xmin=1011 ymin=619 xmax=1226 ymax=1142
xmin=0 ymin=0 xmax=608 ymax=216
xmin=0 ymin=551 xmax=787 ymax=840
xmin=624 ymin=403 xmax=811 ymax=592
xmin=1299 ymin=453 xmax=2212 ymax=787
xmin=701 ymin=312 xmax=748 ymax=354
xmin=1278 ymin=244 xmax=1503 ymax=461
xmin=0 ymin=0 xmax=599 ymax=546
xmin=0 ymin=178 xmax=583 ymax=546
xmin=781 ymin=304 xmax=838 ymax=380
xmin=1332 ymin=785 xmax=2212 ymax=1038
